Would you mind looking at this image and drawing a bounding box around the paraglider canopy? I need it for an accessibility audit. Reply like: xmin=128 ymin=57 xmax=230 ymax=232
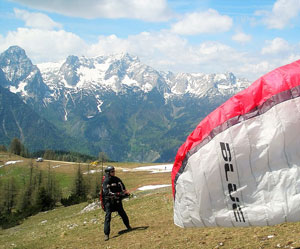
xmin=172 ymin=60 xmax=300 ymax=227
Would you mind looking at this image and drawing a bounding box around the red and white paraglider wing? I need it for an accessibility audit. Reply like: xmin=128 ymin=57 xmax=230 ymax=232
xmin=172 ymin=60 xmax=300 ymax=228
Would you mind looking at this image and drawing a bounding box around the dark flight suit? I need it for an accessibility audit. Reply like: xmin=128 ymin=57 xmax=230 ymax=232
xmin=102 ymin=174 xmax=130 ymax=236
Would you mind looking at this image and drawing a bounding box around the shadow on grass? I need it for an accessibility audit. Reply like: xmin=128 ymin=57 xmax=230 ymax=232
xmin=111 ymin=226 xmax=149 ymax=239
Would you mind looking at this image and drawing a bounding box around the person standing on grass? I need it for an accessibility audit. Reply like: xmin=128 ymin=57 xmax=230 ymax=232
xmin=102 ymin=166 xmax=132 ymax=241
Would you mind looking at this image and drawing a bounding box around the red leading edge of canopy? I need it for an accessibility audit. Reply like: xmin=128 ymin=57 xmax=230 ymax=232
xmin=171 ymin=60 xmax=300 ymax=197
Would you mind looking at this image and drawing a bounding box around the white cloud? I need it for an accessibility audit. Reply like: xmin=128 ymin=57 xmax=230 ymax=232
xmin=83 ymin=32 xmax=279 ymax=81
xmin=0 ymin=28 xmax=87 ymax=63
xmin=171 ymin=9 xmax=232 ymax=35
xmin=87 ymin=31 xmax=248 ymax=77
xmin=286 ymin=52 xmax=300 ymax=63
xmin=237 ymin=61 xmax=272 ymax=80
xmin=14 ymin=8 xmax=62 ymax=30
xmin=261 ymin=37 xmax=290 ymax=54
xmin=232 ymin=32 xmax=252 ymax=44
xmin=1 ymin=26 xmax=299 ymax=83
xmin=258 ymin=0 xmax=300 ymax=29
xmin=88 ymin=31 xmax=190 ymax=69
xmin=87 ymin=35 xmax=130 ymax=57
xmin=12 ymin=0 xmax=172 ymax=22
xmin=196 ymin=41 xmax=232 ymax=57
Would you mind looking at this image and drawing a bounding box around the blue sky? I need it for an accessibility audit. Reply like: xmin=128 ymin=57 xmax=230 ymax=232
xmin=0 ymin=0 xmax=300 ymax=81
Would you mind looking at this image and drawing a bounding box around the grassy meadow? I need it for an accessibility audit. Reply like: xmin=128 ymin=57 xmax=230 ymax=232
xmin=1 ymin=153 xmax=300 ymax=248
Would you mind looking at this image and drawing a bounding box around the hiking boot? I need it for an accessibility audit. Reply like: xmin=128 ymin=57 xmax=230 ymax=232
xmin=104 ymin=235 xmax=109 ymax=241
xmin=126 ymin=226 xmax=132 ymax=231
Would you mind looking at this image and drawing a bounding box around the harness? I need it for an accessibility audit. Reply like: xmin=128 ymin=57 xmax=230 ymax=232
xmin=100 ymin=176 xmax=127 ymax=210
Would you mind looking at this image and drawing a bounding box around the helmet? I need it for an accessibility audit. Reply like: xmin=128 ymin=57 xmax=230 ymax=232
xmin=105 ymin=166 xmax=115 ymax=174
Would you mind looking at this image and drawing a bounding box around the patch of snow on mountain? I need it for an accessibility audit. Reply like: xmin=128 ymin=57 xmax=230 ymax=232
xmin=76 ymin=59 xmax=111 ymax=88
xmin=9 ymin=81 xmax=28 ymax=96
xmin=122 ymin=75 xmax=139 ymax=87
xmin=142 ymin=82 xmax=153 ymax=92
xmin=37 ymin=62 xmax=62 ymax=83
xmin=64 ymin=108 xmax=68 ymax=121
xmin=77 ymin=67 xmax=99 ymax=87
xmin=62 ymin=77 xmax=75 ymax=89
xmin=38 ymin=62 xmax=63 ymax=97
xmin=138 ymin=184 xmax=171 ymax=191
xmin=214 ymin=73 xmax=228 ymax=81
xmin=217 ymin=84 xmax=232 ymax=90
xmin=2 ymin=66 xmax=15 ymax=82
xmin=38 ymin=62 xmax=62 ymax=71
xmin=95 ymin=59 xmax=111 ymax=72
xmin=4 ymin=160 xmax=23 ymax=165
xmin=96 ymin=95 xmax=103 ymax=112
xmin=134 ymin=164 xmax=173 ymax=173
xmin=104 ymin=75 xmax=119 ymax=92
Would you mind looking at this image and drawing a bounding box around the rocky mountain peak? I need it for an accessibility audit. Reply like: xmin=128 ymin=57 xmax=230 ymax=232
xmin=111 ymin=52 xmax=139 ymax=63
xmin=59 ymin=55 xmax=81 ymax=86
xmin=0 ymin=45 xmax=34 ymax=84
xmin=1 ymin=45 xmax=28 ymax=61
xmin=65 ymin=55 xmax=80 ymax=65
xmin=0 ymin=46 xmax=49 ymax=102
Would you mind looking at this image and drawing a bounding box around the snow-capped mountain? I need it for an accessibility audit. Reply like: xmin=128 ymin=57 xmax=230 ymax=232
xmin=0 ymin=46 xmax=251 ymax=162
xmin=164 ymin=71 xmax=249 ymax=98
xmin=0 ymin=46 xmax=49 ymax=104
xmin=37 ymin=52 xmax=249 ymax=98
xmin=38 ymin=53 xmax=170 ymax=94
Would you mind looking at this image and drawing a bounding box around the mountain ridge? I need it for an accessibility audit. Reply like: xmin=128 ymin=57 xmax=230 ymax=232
xmin=0 ymin=85 xmax=89 ymax=153
xmin=0 ymin=46 xmax=251 ymax=162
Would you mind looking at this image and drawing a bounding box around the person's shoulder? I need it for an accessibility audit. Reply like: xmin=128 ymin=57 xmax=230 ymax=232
xmin=113 ymin=176 xmax=122 ymax=181
xmin=103 ymin=175 xmax=110 ymax=183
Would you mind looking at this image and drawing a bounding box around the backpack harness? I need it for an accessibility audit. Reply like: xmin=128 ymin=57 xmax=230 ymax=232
xmin=100 ymin=175 xmax=128 ymax=211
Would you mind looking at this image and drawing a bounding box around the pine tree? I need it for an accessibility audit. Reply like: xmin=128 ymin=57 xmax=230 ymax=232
xmin=73 ymin=164 xmax=87 ymax=202
xmin=43 ymin=150 xmax=55 ymax=160
xmin=20 ymin=145 xmax=29 ymax=158
xmin=36 ymin=187 xmax=54 ymax=211
xmin=46 ymin=163 xmax=61 ymax=204
xmin=8 ymin=138 xmax=29 ymax=157
xmin=0 ymin=178 xmax=19 ymax=228
xmin=7 ymin=178 xmax=17 ymax=213
xmin=0 ymin=177 xmax=17 ymax=214
xmin=17 ymin=161 xmax=35 ymax=215
xmin=0 ymin=145 xmax=7 ymax=152
xmin=9 ymin=138 xmax=22 ymax=155
xmin=92 ymin=173 xmax=102 ymax=199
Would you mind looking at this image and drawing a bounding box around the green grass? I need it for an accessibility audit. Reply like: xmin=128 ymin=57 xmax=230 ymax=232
xmin=54 ymin=172 xmax=74 ymax=196
xmin=1 ymin=154 xmax=300 ymax=248
xmin=0 ymin=166 xmax=27 ymax=182
xmin=1 ymin=187 xmax=300 ymax=249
